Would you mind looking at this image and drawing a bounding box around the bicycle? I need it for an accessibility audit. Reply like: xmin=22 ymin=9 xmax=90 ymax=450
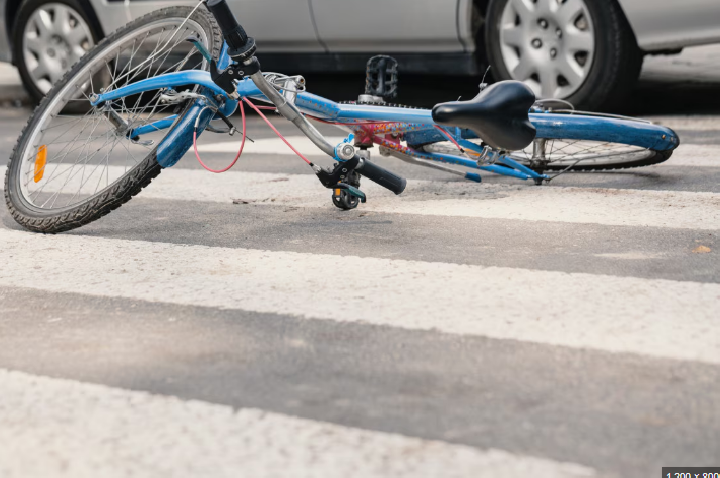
xmin=4 ymin=0 xmax=680 ymax=232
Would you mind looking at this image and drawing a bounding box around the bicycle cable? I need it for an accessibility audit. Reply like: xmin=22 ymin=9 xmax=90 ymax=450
xmin=242 ymin=97 xmax=313 ymax=165
xmin=193 ymin=100 xmax=247 ymax=173
xmin=433 ymin=125 xmax=466 ymax=153
xmin=192 ymin=97 xmax=314 ymax=172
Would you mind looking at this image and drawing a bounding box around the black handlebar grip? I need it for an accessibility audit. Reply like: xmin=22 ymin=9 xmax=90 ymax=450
xmin=356 ymin=157 xmax=407 ymax=195
xmin=206 ymin=0 xmax=249 ymax=50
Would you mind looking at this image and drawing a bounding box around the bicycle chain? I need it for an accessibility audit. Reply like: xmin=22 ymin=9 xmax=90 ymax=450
xmin=339 ymin=100 xmax=423 ymax=110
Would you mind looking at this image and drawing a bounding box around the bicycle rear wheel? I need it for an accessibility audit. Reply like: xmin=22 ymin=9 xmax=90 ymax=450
xmin=4 ymin=6 xmax=221 ymax=233
xmin=422 ymin=114 xmax=679 ymax=173
xmin=504 ymin=138 xmax=673 ymax=172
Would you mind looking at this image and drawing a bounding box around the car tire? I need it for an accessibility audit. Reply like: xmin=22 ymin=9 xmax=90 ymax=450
xmin=13 ymin=0 xmax=102 ymax=103
xmin=485 ymin=0 xmax=643 ymax=111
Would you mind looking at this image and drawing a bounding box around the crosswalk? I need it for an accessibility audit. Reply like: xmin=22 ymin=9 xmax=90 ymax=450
xmin=1 ymin=115 xmax=719 ymax=477
xmin=0 ymin=370 xmax=597 ymax=478
xmin=1 ymin=228 xmax=718 ymax=363
xmin=3 ymin=165 xmax=718 ymax=229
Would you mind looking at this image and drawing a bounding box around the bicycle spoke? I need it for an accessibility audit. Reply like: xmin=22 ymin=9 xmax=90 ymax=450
xmin=427 ymin=136 xmax=654 ymax=171
xmin=17 ymin=13 xmax=210 ymax=211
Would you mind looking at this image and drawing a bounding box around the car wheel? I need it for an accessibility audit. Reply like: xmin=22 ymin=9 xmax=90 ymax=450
xmin=13 ymin=0 xmax=101 ymax=103
xmin=485 ymin=0 xmax=643 ymax=111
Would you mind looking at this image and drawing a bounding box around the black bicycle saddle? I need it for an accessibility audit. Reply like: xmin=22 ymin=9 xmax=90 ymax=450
xmin=432 ymin=81 xmax=536 ymax=151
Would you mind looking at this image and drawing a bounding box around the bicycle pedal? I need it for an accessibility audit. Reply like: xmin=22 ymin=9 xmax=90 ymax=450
xmin=365 ymin=55 xmax=398 ymax=100
xmin=334 ymin=184 xmax=366 ymax=203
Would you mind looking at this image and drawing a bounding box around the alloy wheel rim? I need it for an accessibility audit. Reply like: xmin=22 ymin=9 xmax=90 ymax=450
xmin=499 ymin=0 xmax=595 ymax=99
xmin=23 ymin=3 xmax=95 ymax=94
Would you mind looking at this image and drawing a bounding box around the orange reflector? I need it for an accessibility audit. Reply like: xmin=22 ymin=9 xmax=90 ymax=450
xmin=34 ymin=145 xmax=47 ymax=183
xmin=335 ymin=188 xmax=341 ymax=196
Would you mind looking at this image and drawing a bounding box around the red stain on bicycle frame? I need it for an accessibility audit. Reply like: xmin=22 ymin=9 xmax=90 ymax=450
xmin=348 ymin=122 xmax=426 ymax=146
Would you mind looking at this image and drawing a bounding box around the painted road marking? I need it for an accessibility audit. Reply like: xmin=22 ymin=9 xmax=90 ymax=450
xmin=644 ymin=116 xmax=720 ymax=132
xmin=0 ymin=229 xmax=718 ymax=364
xmin=3 ymin=166 xmax=717 ymax=229
xmin=0 ymin=369 xmax=598 ymax=478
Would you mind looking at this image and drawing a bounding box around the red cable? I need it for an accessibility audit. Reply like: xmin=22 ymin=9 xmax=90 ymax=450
xmin=434 ymin=125 xmax=464 ymax=152
xmin=192 ymin=97 xmax=323 ymax=172
xmin=242 ymin=97 xmax=313 ymax=165
xmin=193 ymin=100 xmax=247 ymax=173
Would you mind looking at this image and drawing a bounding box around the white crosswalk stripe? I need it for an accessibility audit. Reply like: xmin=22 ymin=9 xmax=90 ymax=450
xmin=644 ymin=115 xmax=720 ymax=132
xmin=154 ymin=169 xmax=719 ymax=229
xmin=199 ymin=135 xmax=348 ymax=155
xmin=0 ymin=369 xmax=599 ymax=478
xmin=1 ymin=228 xmax=718 ymax=364
xmin=2 ymin=166 xmax=718 ymax=229
xmin=657 ymin=144 xmax=720 ymax=166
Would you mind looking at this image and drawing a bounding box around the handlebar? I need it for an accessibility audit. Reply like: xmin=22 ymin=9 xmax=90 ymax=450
xmin=356 ymin=157 xmax=407 ymax=195
xmin=204 ymin=0 xmax=407 ymax=197
xmin=206 ymin=0 xmax=254 ymax=58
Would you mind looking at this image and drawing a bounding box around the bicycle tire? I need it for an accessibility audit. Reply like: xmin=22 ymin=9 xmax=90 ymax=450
xmin=530 ymin=148 xmax=673 ymax=171
xmin=5 ymin=6 xmax=222 ymax=233
xmin=421 ymin=114 xmax=678 ymax=172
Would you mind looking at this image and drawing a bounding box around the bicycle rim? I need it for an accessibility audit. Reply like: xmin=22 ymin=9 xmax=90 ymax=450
xmin=506 ymin=139 xmax=657 ymax=169
xmin=12 ymin=14 xmax=211 ymax=213
xmin=424 ymin=137 xmax=668 ymax=172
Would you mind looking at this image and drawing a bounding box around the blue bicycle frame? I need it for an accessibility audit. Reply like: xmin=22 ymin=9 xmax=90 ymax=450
xmin=91 ymin=42 xmax=679 ymax=183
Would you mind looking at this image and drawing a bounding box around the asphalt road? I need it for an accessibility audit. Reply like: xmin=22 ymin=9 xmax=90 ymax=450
xmin=1 ymin=51 xmax=719 ymax=477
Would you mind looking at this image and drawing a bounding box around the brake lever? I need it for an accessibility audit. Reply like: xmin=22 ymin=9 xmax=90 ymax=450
xmin=186 ymin=36 xmax=262 ymax=99
xmin=209 ymin=56 xmax=261 ymax=98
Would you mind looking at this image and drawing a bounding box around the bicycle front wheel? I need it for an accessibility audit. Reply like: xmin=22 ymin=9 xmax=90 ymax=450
xmin=4 ymin=6 xmax=222 ymax=233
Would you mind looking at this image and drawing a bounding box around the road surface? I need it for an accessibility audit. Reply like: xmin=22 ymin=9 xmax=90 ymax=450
xmin=0 ymin=107 xmax=718 ymax=476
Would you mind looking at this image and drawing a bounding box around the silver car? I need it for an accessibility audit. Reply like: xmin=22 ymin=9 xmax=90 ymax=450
xmin=1 ymin=0 xmax=719 ymax=109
